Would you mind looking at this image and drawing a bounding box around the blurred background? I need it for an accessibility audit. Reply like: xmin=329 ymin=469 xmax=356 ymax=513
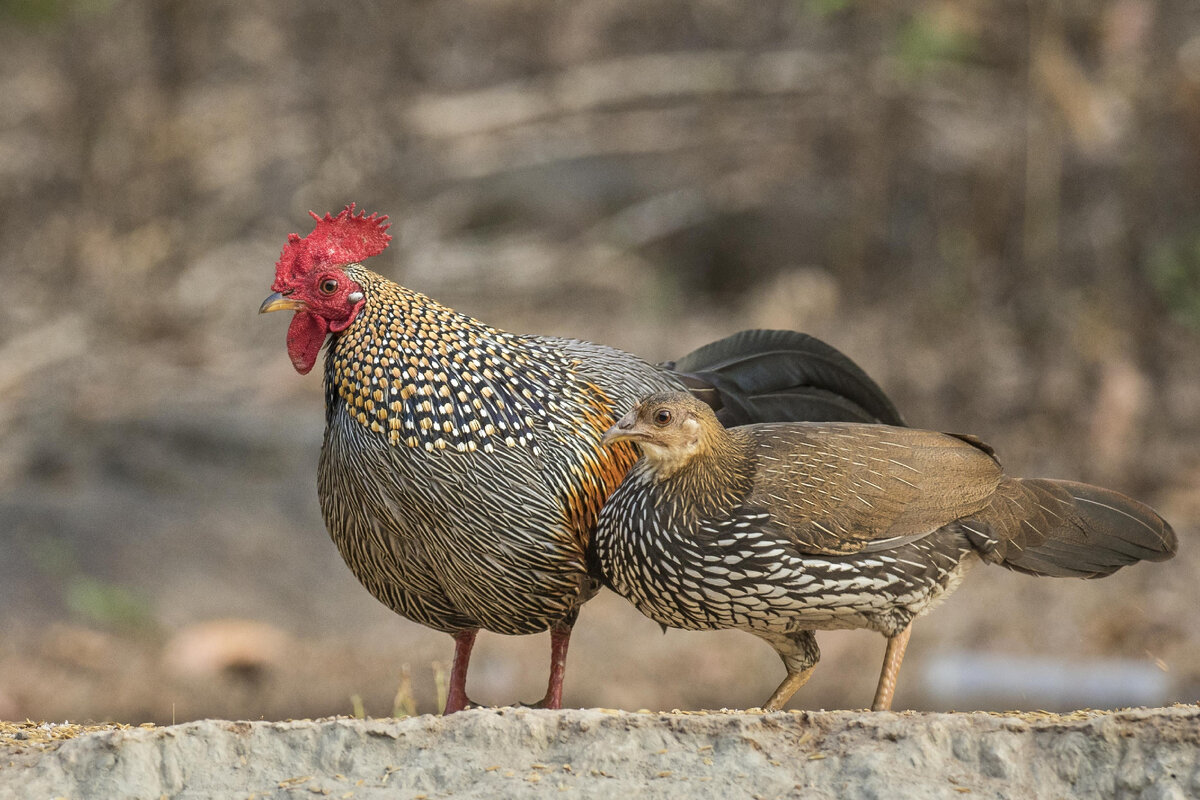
xmin=0 ymin=0 xmax=1198 ymax=724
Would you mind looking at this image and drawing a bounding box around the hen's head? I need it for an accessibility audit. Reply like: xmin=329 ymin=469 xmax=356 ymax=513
xmin=601 ymin=391 xmax=725 ymax=477
xmin=260 ymin=204 xmax=391 ymax=374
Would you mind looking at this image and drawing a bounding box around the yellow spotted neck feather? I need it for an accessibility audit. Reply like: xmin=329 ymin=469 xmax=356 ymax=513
xmin=328 ymin=266 xmax=571 ymax=455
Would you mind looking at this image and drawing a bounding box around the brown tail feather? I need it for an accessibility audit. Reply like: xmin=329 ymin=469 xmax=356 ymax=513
xmin=957 ymin=478 xmax=1176 ymax=578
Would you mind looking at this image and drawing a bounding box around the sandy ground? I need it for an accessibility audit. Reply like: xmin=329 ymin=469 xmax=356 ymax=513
xmin=1 ymin=0 xmax=1197 ymax=738
xmin=2 ymin=706 xmax=1198 ymax=799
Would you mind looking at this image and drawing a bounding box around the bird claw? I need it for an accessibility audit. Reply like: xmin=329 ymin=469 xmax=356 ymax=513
xmin=443 ymin=695 xmax=482 ymax=714
xmin=514 ymin=693 xmax=560 ymax=710
xmin=515 ymin=698 xmax=548 ymax=709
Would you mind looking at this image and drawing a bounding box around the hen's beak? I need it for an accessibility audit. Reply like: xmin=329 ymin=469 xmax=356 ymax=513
xmin=259 ymin=292 xmax=307 ymax=314
xmin=601 ymin=410 xmax=641 ymax=446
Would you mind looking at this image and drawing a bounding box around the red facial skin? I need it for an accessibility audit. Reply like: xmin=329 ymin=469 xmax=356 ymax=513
xmin=265 ymin=205 xmax=391 ymax=373
xmin=276 ymin=267 xmax=366 ymax=374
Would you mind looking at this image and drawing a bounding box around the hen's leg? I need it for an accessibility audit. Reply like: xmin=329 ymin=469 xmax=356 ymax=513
xmin=759 ymin=630 xmax=820 ymax=711
xmin=871 ymin=623 xmax=912 ymax=711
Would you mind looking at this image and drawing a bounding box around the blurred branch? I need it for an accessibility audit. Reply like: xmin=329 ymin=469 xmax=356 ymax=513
xmin=584 ymin=187 xmax=709 ymax=250
xmin=0 ymin=313 xmax=86 ymax=424
xmin=1034 ymin=33 xmax=1125 ymax=155
xmin=406 ymin=49 xmax=839 ymax=139
xmin=1023 ymin=11 xmax=1063 ymax=293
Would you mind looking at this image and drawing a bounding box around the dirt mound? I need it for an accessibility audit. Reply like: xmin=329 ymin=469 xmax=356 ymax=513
xmin=3 ymin=706 xmax=1198 ymax=798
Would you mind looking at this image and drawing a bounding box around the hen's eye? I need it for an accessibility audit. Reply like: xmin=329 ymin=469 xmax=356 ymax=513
xmin=654 ymin=409 xmax=672 ymax=426
xmin=319 ymin=278 xmax=339 ymax=295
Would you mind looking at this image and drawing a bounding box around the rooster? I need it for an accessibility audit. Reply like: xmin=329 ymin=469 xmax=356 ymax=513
xmin=260 ymin=204 xmax=902 ymax=712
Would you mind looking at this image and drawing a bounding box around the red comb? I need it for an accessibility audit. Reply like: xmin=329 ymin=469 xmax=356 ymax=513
xmin=274 ymin=203 xmax=392 ymax=286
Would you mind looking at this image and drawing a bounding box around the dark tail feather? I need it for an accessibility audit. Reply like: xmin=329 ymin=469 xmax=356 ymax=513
xmin=663 ymin=329 xmax=904 ymax=427
xmin=960 ymin=478 xmax=1177 ymax=579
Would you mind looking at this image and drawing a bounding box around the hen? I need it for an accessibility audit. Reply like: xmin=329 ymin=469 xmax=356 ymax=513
xmin=596 ymin=392 xmax=1176 ymax=711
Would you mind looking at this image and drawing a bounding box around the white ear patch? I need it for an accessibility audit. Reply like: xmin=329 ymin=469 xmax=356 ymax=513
xmin=348 ymin=291 xmax=364 ymax=303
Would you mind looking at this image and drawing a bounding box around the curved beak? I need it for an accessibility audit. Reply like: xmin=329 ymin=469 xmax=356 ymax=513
xmin=259 ymin=292 xmax=308 ymax=314
xmin=601 ymin=409 xmax=640 ymax=447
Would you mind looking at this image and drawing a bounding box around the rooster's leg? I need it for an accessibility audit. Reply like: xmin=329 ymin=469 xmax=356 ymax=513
xmin=871 ymin=623 xmax=912 ymax=711
xmin=531 ymin=624 xmax=572 ymax=709
xmin=443 ymin=628 xmax=479 ymax=714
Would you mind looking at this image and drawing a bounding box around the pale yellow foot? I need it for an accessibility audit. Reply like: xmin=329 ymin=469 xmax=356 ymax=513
xmin=871 ymin=624 xmax=913 ymax=711
xmin=762 ymin=666 xmax=816 ymax=711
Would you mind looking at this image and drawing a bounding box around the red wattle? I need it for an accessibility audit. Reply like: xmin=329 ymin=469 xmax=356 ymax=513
xmin=286 ymin=311 xmax=329 ymax=374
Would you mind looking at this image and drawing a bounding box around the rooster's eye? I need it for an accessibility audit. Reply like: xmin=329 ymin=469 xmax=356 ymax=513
xmin=319 ymin=278 xmax=339 ymax=295
xmin=654 ymin=409 xmax=672 ymax=426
